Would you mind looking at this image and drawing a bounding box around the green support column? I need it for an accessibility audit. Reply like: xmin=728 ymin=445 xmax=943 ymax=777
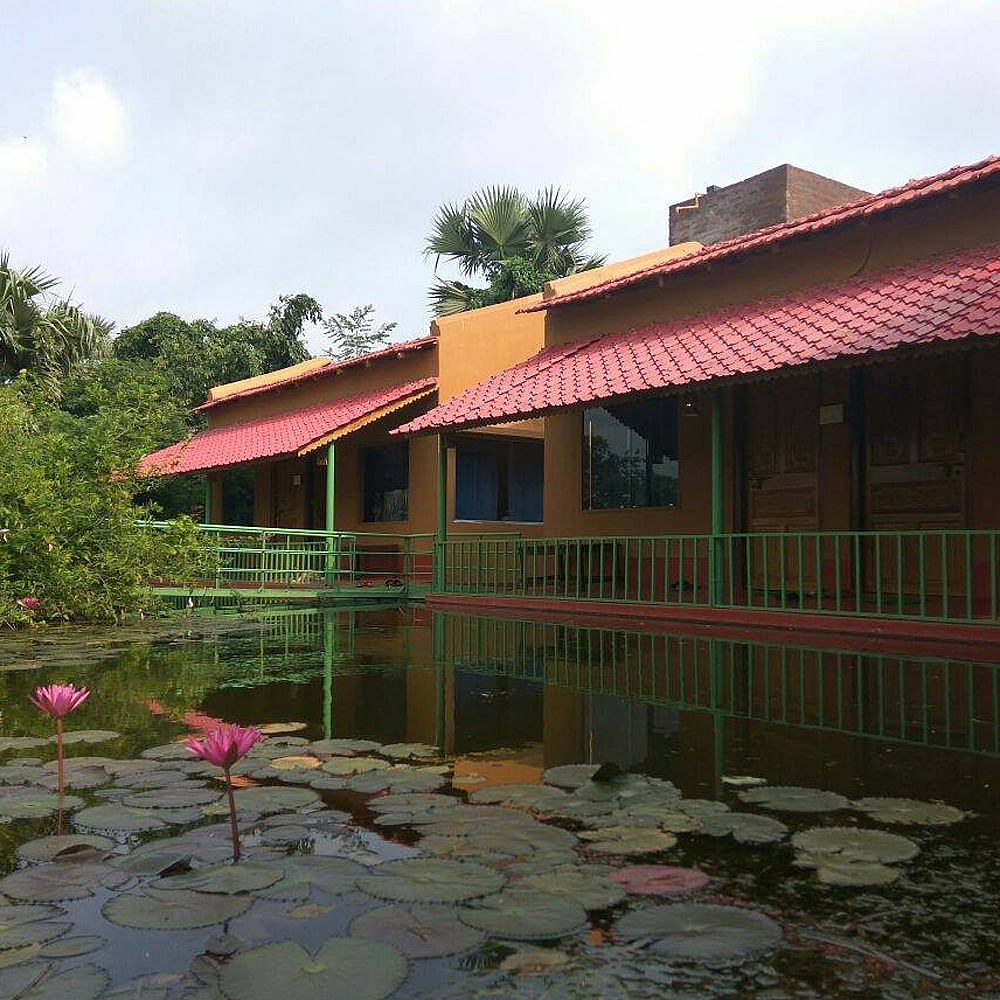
xmin=710 ymin=389 xmax=725 ymax=605
xmin=433 ymin=612 xmax=446 ymax=753
xmin=325 ymin=443 xmax=337 ymax=585
xmin=322 ymin=609 xmax=335 ymax=739
xmin=434 ymin=435 xmax=448 ymax=591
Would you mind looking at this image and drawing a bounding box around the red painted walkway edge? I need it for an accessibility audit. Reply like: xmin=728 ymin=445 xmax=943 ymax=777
xmin=425 ymin=594 xmax=1000 ymax=660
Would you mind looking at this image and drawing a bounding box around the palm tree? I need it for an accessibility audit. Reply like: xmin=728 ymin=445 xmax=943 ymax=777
xmin=425 ymin=186 xmax=605 ymax=316
xmin=0 ymin=253 xmax=111 ymax=395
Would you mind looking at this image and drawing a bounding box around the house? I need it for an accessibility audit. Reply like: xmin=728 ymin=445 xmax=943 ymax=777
xmin=143 ymin=154 xmax=1000 ymax=636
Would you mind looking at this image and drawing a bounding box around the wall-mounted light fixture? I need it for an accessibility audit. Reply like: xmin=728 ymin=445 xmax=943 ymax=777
xmin=682 ymin=394 xmax=699 ymax=416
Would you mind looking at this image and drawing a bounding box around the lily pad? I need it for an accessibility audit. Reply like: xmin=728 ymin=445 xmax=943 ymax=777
xmin=57 ymin=729 xmax=120 ymax=745
xmin=615 ymin=903 xmax=782 ymax=965
xmin=17 ymin=834 xmax=114 ymax=863
xmin=73 ymin=803 xmax=169 ymax=833
xmin=38 ymin=934 xmax=106 ymax=958
xmin=347 ymin=769 xmax=445 ymax=795
xmin=17 ymin=963 xmax=108 ymax=1000
xmin=699 ymin=813 xmax=788 ymax=845
xmin=610 ymin=865 xmax=710 ymax=895
xmin=469 ymin=785 xmax=569 ymax=811
xmin=0 ymin=914 xmax=69 ymax=951
xmin=358 ymin=858 xmax=504 ymax=903
xmin=256 ymin=722 xmax=307 ymax=734
xmin=102 ymin=887 xmax=252 ymax=929
xmin=0 ymin=790 xmax=83 ymax=821
xmin=579 ymin=825 xmax=677 ymax=856
xmin=321 ymin=756 xmax=389 ymax=777
xmin=792 ymin=827 xmax=919 ymax=865
xmin=115 ymin=770 xmax=192 ymax=789
xmin=367 ymin=793 xmax=458 ymax=815
xmin=459 ymin=890 xmax=587 ymax=940
xmin=349 ymin=903 xmax=485 ymax=958
xmin=541 ymin=764 xmax=600 ymax=789
xmin=738 ymin=786 xmax=849 ymax=813
xmin=230 ymin=786 xmax=321 ymax=815
xmin=0 ymin=863 xmax=130 ymax=902
xmin=108 ymin=841 xmax=192 ymax=876
xmin=380 ymin=742 xmax=439 ymax=761
xmin=121 ymin=787 xmax=221 ymax=809
xmin=220 ymin=938 xmax=407 ymax=1000
xmin=852 ymin=796 xmax=966 ymax=826
xmin=814 ymin=860 xmax=902 ymax=886
xmin=308 ymin=738 xmax=382 ymax=757
xmin=267 ymin=755 xmax=321 ymax=772
xmin=141 ymin=743 xmax=194 ymax=762
xmin=153 ymin=861 xmax=283 ymax=894
xmin=254 ymin=856 xmax=366 ymax=901
xmin=516 ymin=868 xmax=627 ymax=910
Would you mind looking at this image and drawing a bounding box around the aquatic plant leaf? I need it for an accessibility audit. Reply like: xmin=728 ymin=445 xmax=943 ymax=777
xmin=115 ymin=770 xmax=192 ymax=789
xmin=0 ymin=789 xmax=83 ymax=820
xmin=469 ymin=785 xmax=569 ymax=810
xmin=102 ymin=888 xmax=252 ymax=929
xmin=121 ymin=787 xmax=221 ymax=809
xmin=73 ymin=803 xmax=169 ymax=832
xmin=738 ymin=786 xmax=849 ymax=813
xmin=722 ymin=775 xmax=767 ymax=788
xmin=141 ymin=744 xmax=194 ymax=761
xmin=267 ymin=755 xmax=320 ymax=772
xmin=500 ymin=947 xmax=571 ymax=974
xmin=698 ymin=813 xmax=788 ymax=845
xmin=380 ymin=742 xmax=439 ymax=761
xmin=851 ymin=796 xmax=966 ymax=826
xmin=0 ymin=961 xmax=52 ymax=998
xmin=459 ymin=890 xmax=587 ymax=940
xmin=579 ymin=825 xmax=677 ymax=856
xmin=516 ymin=868 xmax=627 ymax=910
xmin=108 ymin=840 xmax=192 ymax=876
xmin=18 ymin=962 xmax=108 ymax=1000
xmin=468 ymin=821 xmax=578 ymax=855
xmin=610 ymin=865 xmax=710 ymax=896
xmin=349 ymin=903 xmax=485 ymax=958
xmin=0 ymin=863 xmax=130 ymax=902
xmin=542 ymin=764 xmax=601 ymax=789
xmin=38 ymin=934 xmax=105 ymax=958
xmin=153 ymin=862 xmax=283 ymax=894
xmin=308 ymin=739 xmax=382 ymax=757
xmin=0 ymin=764 xmax=43 ymax=785
xmin=347 ymin=769 xmax=445 ymax=794
xmin=220 ymin=938 xmax=408 ymax=1000
xmin=615 ymin=903 xmax=782 ymax=964
xmin=17 ymin=834 xmax=114 ymax=863
xmin=254 ymin=856 xmax=366 ymax=901
xmin=815 ymin=860 xmax=901 ymax=886
xmin=0 ymin=905 xmax=64 ymax=927
xmin=258 ymin=824 xmax=311 ymax=845
xmin=230 ymin=786 xmax=321 ymax=815
xmin=791 ymin=826 xmax=918 ymax=865
xmin=321 ymin=756 xmax=389 ymax=777
xmin=0 ymin=918 xmax=69 ymax=951
xmin=367 ymin=793 xmax=458 ymax=814
xmin=675 ymin=799 xmax=730 ymax=818
xmin=57 ymin=730 xmax=120 ymax=745
xmin=256 ymin=723 xmax=307 ymax=735
xmin=358 ymin=858 xmax=504 ymax=903
xmin=0 ymin=737 xmax=50 ymax=752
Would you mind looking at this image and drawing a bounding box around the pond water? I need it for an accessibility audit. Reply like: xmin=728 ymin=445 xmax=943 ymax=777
xmin=0 ymin=606 xmax=997 ymax=1000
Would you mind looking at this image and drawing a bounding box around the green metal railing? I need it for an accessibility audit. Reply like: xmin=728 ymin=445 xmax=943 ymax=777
xmin=145 ymin=521 xmax=435 ymax=595
xmin=441 ymin=529 xmax=1000 ymax=626
xmin=442 ymin=612 xmax=1000 ymax=757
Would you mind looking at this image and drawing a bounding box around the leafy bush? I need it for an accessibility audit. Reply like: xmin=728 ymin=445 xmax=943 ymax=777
xmin=0 ymin=364 xmax=210 ymax=626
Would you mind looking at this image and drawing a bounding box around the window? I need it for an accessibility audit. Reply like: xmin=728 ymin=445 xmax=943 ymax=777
xmin=583 ymin=397 xmax=679 ymax=509
xmin=455 ymin=439 xmax=543 ymax=523
xmin=363 ymin=443 xmax=409 ymax=522
xmin=221 ymin=468 xmax=255 ymax=525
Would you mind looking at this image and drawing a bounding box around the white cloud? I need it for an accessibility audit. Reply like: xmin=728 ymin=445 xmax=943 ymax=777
xmin=0 ymin=136 xmax=46 ymax=183
xmin=47 ymin=69 xmax=127 ymax=163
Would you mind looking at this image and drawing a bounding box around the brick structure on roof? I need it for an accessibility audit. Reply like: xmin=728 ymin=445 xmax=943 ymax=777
xmin=669 ymin=164 xmax=870 ymax=247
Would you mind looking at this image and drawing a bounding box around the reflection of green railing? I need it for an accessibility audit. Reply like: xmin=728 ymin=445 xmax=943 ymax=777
xmin=441 ymin=530 xmax=1000 ymax=625
xmin=441 ymin=613 xmax=1000 ymax=757
xmin=144 ymin=521 xmax=435 ymax=596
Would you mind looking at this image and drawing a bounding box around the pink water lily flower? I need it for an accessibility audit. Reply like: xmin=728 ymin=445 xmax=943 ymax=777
xmin=17 ymin=596 xmax=40 ymax=611
xmin=29 ymin=683 xmax=90 ymax=719
xmin=185 ymin=722 xmax=265 ymax=863
xmin=185 ymin=723 xmax=264 ymax=769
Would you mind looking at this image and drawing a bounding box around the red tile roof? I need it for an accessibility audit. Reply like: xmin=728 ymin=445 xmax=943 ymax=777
xmin=193 ymin=336 xmax=437 ymax=412
xmin=141 ymin=378 xmax=436 ymax=476
xmin=522 ymin=155 xmax=1000 ymax=313
xmin=395 ymin=244 xmax=1000 ymax=435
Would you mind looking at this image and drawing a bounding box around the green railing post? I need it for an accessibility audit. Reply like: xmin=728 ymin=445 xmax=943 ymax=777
xmin=434 ymin=435 xmax=448 ymax=591
xmin=710 ymin=389 xmax=725 ymax=605
xmin=203 ymin=476 xmax=212 ymax=525
xmin=325 ymin=442 xmax=337 ymax=586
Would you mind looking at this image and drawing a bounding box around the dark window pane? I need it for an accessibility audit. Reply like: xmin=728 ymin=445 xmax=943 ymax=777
xmin=456 ymin=439 xmax=543 ymax=523
xmin=363 ymin=443 xmax=409 ymax=522
xmin=221 ymin=468 xmax=255 ymax=525
xmin=582 ymin=397 xmax=679 ymax=509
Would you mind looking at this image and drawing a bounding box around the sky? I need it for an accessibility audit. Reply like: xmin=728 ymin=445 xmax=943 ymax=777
xmin=1 ymin=0 xmax=998 ymax=353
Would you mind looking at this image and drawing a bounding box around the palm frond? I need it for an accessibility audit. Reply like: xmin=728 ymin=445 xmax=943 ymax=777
xmin=425 ymin=202 xmax=479 ymax=276
xmin=428 ymin=278 xmax=488 ymax=317
xmin=466 ymin=186 xmax=529 ymax=262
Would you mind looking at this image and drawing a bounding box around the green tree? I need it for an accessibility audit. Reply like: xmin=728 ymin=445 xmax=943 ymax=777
xmin=425 ymin=186 xmax=605 ymax=316
xmin=0 ymin=252 xmax=112 ymax=395
xmin=322 ymin=304 xmax=396 ymax=361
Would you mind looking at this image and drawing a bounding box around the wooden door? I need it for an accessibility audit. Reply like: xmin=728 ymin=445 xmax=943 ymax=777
xmin=865 ymin=356 xmax=967 ymax=599
xmin=271 ymin=459 xmax=306 ymax=529
xmin=745 ymin=376 xmax=820 ymax=596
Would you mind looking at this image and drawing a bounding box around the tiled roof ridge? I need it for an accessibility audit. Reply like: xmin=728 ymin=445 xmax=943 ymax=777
xmin=521 ymin=154 xmax=1000 ymax=313
xmin=396 ymin=240 xmax=1000 ymax=435
xmin=193 ymin=335 xmax=437 ymax=412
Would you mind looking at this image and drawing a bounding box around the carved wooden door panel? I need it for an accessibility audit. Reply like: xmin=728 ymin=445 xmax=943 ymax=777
xmin=745 ymin=376 xmax=820 ymax=595
xmin=865 ymin=356 xmax=967 ymax=597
